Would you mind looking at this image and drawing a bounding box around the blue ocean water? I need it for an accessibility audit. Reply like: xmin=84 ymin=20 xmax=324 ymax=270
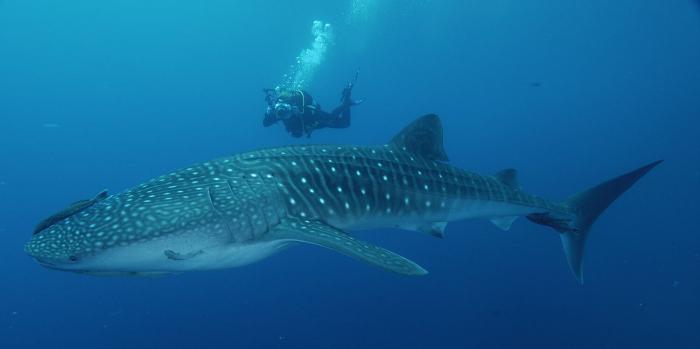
xmin=1 ymin=1 xmax=699 ymax=348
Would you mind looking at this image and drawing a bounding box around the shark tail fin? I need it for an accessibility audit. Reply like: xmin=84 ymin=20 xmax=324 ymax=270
xmin=527 ymin=160 xmax=662 ymax=283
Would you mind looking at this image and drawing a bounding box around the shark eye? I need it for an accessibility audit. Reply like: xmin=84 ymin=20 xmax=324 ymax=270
xmin=68 ymin=255 xmax=79 ymax=262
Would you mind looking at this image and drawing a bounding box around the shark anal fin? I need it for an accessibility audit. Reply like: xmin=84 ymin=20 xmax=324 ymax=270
xmin=489 ymin=216 xmax=518 ymax=231
xmin=389 ymin=114 xmax=449 ymax=162
xmin=269 ymin=218 xmax=428 ymax=276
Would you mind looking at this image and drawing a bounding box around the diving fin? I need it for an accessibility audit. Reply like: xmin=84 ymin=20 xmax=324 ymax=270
xmin=268 ymin=218 xmax=427 ymax=276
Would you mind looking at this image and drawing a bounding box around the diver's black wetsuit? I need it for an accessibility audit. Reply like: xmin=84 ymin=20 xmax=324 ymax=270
xmin=263 ymin=87 xmax=355 ymax=138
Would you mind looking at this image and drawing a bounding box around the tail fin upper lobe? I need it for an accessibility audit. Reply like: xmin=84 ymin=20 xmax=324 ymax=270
xmin=529 ymin=160 xmax=662 ymax=283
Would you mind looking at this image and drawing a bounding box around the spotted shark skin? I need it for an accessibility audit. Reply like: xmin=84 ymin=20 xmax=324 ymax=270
xmin=25 ymin=115 xmax=661 ymax=282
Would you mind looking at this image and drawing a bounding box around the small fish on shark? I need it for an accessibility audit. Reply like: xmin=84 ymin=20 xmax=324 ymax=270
xmin=25 ymin=114 xmax=661 ymax=283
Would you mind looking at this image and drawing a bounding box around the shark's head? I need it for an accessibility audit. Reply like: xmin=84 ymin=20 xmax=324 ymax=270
xmin=25 ymin=220 xmax=117 ymax=273
xmin=24 ymin=162 xmax=269 ymax=275
xmin=24 ymin=206 xmax=273 ymax=276
xmin=25 ymin=181 xmax=244 ymax=276
xmin=24 ymin=200 xmax=212 ymax=276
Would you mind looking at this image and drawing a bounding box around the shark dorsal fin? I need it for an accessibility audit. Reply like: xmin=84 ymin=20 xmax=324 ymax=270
xmin=494 ymin=169 xmax=520 ymax=190
xmin=389 ymin=114 xmax=449 ymax=162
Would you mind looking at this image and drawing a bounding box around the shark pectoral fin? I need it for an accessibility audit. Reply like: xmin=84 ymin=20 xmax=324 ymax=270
xmin=164 ymin=249 xmax=204 ymax=261
xmin=270 ymin=218 xmax=428 ymax=276
xmin=489 ymin=216 xmax=518 ymax=231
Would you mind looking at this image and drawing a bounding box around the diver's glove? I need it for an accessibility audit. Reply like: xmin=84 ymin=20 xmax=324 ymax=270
xmin=341 ymin=85 xmax=363 ymax=106
xmin=341 ymin=70 xmax=362 ymax=106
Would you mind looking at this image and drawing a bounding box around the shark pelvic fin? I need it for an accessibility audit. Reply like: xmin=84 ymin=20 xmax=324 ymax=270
xmin=164 ymin=249 xmax=204 ymax=261
xmin=406 ymin=222 xmax=448 ymax=238
xmin=493 ymin=169 xmax=520 ymax=190
xmin=389 ymin=114 xmax=449 ymax=162
xmin=269 ymin=218 xmax=428 ymax=276
xmin=422 ymin=221 xmax=448 ymax=239
xmin=489 ymin=216 xmax=518 ymax=231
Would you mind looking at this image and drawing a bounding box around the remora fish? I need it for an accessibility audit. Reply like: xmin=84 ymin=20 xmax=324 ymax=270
xmin=25 ymin=115 xmax=661 ymax=282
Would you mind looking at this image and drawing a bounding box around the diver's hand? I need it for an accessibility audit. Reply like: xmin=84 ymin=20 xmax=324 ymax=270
xmin=340 ymin=87 xmax=363 ymax=107
xmin=351 ymin=98 xmax=364 ymax=106
xmin=263 ymin=109 xmax=278 ymax=127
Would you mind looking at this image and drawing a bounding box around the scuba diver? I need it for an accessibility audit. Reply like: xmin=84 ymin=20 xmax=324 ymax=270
xmin=263 ymin=72 xmax=362 ymax=138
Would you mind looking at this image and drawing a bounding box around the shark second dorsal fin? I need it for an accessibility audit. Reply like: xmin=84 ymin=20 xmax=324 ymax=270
xmin=494 ymin=169 xmax=520 ymax=190
xmin=389 ymin=114 xmax=449 ymax=162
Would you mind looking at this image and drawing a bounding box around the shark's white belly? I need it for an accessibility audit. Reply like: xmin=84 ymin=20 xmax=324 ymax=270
xmin=67 ymin=230 xmax=291 ymax=273
xmin=167 ymin=240 xmax=292 ymax=271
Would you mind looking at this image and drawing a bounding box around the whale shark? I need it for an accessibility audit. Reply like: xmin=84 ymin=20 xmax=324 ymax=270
xmin=25 ymin=114 xmax=661 ymax=282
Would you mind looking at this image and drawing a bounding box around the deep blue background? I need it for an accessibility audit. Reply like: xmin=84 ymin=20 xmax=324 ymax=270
xmin=1 ymin=1 xmax=699 ymax=348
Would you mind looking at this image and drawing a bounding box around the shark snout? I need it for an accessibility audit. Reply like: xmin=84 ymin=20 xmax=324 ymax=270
xmin=35 ymin=258 xmax=55 ymax=267
xmin=35 ymin=258 xmax=66 ymax=270
xmin=30 ymin=251 xmax=82 ymax=271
